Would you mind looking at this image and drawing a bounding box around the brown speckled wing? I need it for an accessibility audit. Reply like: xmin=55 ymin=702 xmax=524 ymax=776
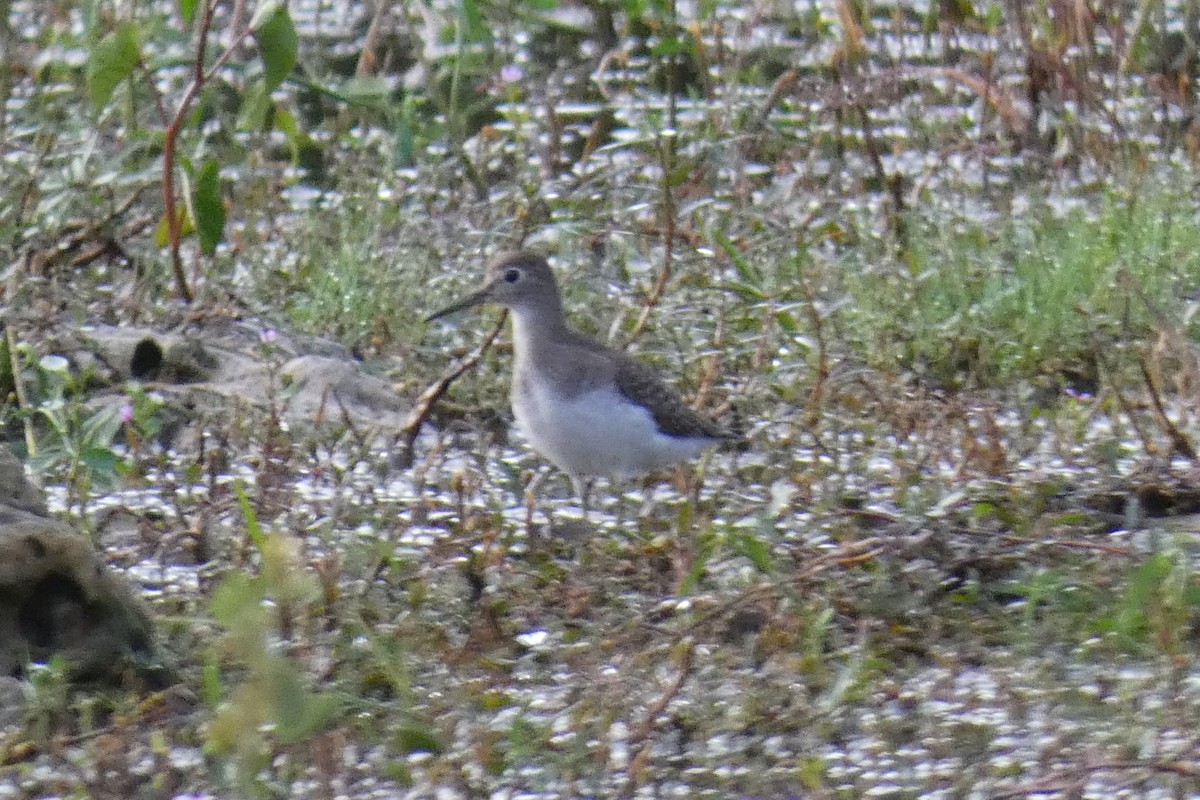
xmin=613 ymin=356 xmax=726 ymax=439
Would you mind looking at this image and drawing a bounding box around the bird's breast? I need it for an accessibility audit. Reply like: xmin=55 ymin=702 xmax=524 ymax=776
xmin=511 ymin=374 xmax=714 ymax=479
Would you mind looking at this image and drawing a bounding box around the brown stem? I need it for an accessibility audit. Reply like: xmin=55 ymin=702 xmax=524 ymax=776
xmin=1140 ymin=361 xmax=1198 ymax=460
xmin=162 ymin=0 xmax=257 ymax=302
xmin=393 ymin=313 xmax=507 ymax=468
xmin=1093 ymin=344 xmax=1156 ymax=457
xmin=618 ymin=537 xmax=888 ymax=645
xmin=0 ymin=0 xmax=11 ymax=144
xmin=997 ymin=534 xmax=1133 ymax=557
xmin=991 ymin=756 xmax=1200 ymax=799
xmin=579 ymin=107 xmax=616 ymax=162
xmin=626 ymin=137 xmax=678 ymax=343
xmin=544 ymin=94 xmax=562 ymax=178
xmin=5 ymin=325 xmax=36 ymax=464
xmin=795 ymin=255 xmax=829 ymax=429
xmin=162 ymin=2 xmax=215 ymax=301
xmin=854 ymin=94 xmax=908 ymax=251
xmin=617 ymin=642 xmax=695 ymax=799
xmin=753 ymin=68 xmax=797 ymax=129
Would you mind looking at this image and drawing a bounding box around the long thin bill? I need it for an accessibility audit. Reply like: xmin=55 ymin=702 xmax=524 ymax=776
xmin=425 ymin=287 xmax=491 ymax=322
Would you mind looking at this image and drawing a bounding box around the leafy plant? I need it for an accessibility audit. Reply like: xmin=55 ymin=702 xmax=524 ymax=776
xmin=83 ymin=0 xmax=300 ymax=299
xmin=203 ymin=484 xmax=341 ymax=794
xmin=120 ymin=383 xmax=166 ymax=458
xmin=21 ymin=657 xmax=74 ymax=743
xmin=22 ymin=353 xmax=127 ymax=516
xmin=1105 ymin=550 xmax=1200 ymax=657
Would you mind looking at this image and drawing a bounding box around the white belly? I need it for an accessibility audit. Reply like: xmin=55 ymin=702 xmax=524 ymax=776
xmin=512 ymin=380 xmax=715 ymax=479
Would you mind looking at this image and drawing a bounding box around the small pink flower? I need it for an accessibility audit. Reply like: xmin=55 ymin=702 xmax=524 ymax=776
xmin=119 ymin=403 xmax=135 ymax=423
xmin=260 ymin=328 xmax=278 ymax=344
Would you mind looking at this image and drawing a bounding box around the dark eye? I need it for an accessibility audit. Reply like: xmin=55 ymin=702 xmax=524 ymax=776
xmin=504 ymin=268 xmax=521 ymax=283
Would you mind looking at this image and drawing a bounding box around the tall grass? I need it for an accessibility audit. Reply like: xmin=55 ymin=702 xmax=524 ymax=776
xmin=841 ymin=184 xmax=1200 ymax=387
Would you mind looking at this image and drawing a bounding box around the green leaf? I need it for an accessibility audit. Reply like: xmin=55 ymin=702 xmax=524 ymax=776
xmin=248 ymin=0 xmax=281 ymax=30
xmin=732 ymin=530 xmax=773 ymax=574
xmin=666 ymin=164 xmax=691 ymax=187
xmin=725 ymin=281 xmax=766 ymax=301
xmin=86 ymin=22 xmax=140 ymax=111
xmin=715 ymin=230 xmax=763 ymax=286
xmin=340 ymin=76 xmax=392 ymax=107
xmin=193 ymin=158 xmax=225 ymax=254
xmin=153 ymin=207 xmax=192 ymax=247
xmin=201 ymin=657 xmax=223 ymax=708
xmin=237 ymin=81 xmax=273 ymax=131
xmin=0 ymin=337 xmax=10 ymax=392
xmin=678 ymin=529 xmax=719 ymax=595
xmin=177 ymin=0 xmax=198 ymax=24
xmin=650 ymin=36 xmax=684 ymax=57
xmin=235 ymin=480 xmax=267 ymax=552
xmin=480 ymin=690 xmax=511 ymax=711
xmin=620 ymin=0 xmax=648 ymax=19
xmin=459 ymin=0 xmax=489 ymax=42
xmin=254 ymin=5 xmax=298 ymax=91
xmin=80 ymin=445 xmax=119 ymax=475
xmin=1115 ymin=553 xmax=1174 ymax=644
xmin=1127 ymin=553 xmax=1172 ymax=607
xmin=508 ymin=716 xmax=546 ymax=753
xmin=273 ymin=108 xmax=308 ymax=162
xmin=382 ymin=762 xmax=413 ymax=786
xmin=82 ymin=403 xmax=123 ymax=447
xmin=211 ymin=572 xmax=265 ymax=627
xmin=152 ymin=215 xmax=171 ymax=248
xmin=395 ymin=721 xmax=445 ymax=754
xmin=271 ymin=663 xmax=341 ymax=744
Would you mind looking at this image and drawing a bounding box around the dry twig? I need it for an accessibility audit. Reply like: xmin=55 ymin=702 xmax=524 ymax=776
xmin=393 ymin=313 xmax=507 ymax=468
xmin=618 ymin=641 xmax=696 ymax=799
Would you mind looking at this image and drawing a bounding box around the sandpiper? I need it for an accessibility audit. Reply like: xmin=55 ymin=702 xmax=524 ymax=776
xmin=426 ymin=251 xmax=731 ymax=513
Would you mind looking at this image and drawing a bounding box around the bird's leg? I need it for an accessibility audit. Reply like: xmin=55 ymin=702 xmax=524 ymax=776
xmin=682 ymin=464 xmax=701 ymax=508
xmin=639 ymin=475 xmax=655 ymax=520
xmin=524 ymin=470 xmax=539 ymax=553
xmin=686 ymin=450 xmax=717 ymax=518
xmin=612 ymin=476 xmax=626 ymax=528
xmin=524 ymin=467 xmax=552 ymax=551
xmin=525 ymin=467 xmax=548 ymax=500
xmin=570 ymin=475 xmax=594 ymax=521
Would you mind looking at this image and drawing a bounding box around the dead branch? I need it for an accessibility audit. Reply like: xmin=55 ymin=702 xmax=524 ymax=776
xmin=392 ymin=313 xmax=507 ymax=468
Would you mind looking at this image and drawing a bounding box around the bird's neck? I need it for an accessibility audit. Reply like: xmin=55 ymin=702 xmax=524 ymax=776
xmin=511 ymin=304 xmax=570 ymax=344
xmin=510 ymin=304 xmax=571 ymax=374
